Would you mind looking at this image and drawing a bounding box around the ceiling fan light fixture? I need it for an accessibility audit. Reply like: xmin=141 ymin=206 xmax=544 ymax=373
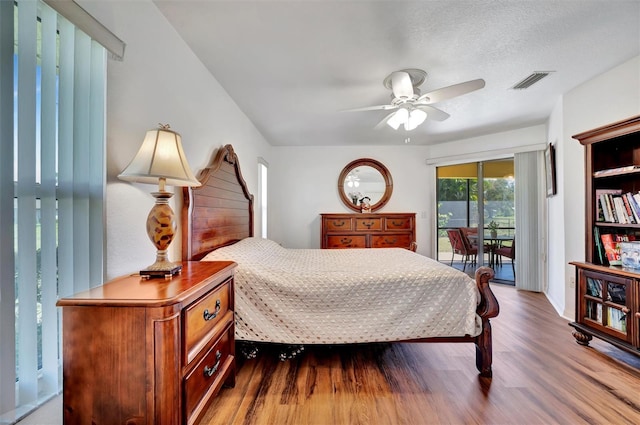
xmin=387 ymin=108 xmax=408 ymax=130
xmin=405 ymin=109 xmax=427 ymax=131
xmin=387 ymin=107 xmax=426 ymax=131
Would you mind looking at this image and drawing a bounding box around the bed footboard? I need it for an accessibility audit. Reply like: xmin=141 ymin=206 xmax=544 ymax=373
xmin=473 ymin=266 xmax=499 ymax=377
xmin=406 ymin=266 xmax=499 ymax=377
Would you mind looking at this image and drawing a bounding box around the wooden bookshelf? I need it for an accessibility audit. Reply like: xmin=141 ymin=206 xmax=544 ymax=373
xmin=570 ymin=115 xmax=640 ymax=357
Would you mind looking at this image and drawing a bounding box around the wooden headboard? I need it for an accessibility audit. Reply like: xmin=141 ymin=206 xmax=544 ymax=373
xmin=182 ymin=144 xmax=254 ymax=261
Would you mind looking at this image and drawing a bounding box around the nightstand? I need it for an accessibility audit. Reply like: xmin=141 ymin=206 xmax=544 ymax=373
xmin=57 ymin=261 xmax=236 ymax=425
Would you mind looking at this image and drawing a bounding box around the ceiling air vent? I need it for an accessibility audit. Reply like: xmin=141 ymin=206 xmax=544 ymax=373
xmin=511 ymin=71 xmax=554 ymax=90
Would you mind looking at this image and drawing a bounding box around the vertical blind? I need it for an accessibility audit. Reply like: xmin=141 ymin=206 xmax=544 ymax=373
xmin=514 ymin=150 xmax=546 ymax=291
xmin=0 ymin=0 xmax=108 ymax=421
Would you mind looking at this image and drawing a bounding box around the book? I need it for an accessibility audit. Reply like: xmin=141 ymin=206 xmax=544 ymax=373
xmin=595 ymin=189 xmax=622 ymax=222
xmin=599 ymin=194 xmax=611 ymax=222
xmin=606 ymin=194 xmax=618 ymax=222
xmin=600 ymin=233 xmax=622 ymax=265
xmin=624 ymin=193 xmax=640 ymax=223
xmin=621 ymin=194 xmax=636 ymax=223
xmin=608 ymin=308 xmax=627 ymax=333
xmin=613 ymin=196 xmax=628 ymax=224
xmin=593 ymin=226 xmax=605 ymax=265
xmin=628 ymin=192 xmax=640 ymax=222
xmin=586 ymin=277 xmax=602 ymax=297
xmin=633 ymin=193 xmax=640 ymax=214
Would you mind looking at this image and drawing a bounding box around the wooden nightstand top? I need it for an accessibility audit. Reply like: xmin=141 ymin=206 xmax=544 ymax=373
xmin=57 ymin=260 xmax=236 ymax=307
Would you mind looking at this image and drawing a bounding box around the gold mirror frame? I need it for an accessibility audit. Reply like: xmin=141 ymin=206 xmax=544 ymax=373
xmin=338 ymin=158 xmax=393 ymax=212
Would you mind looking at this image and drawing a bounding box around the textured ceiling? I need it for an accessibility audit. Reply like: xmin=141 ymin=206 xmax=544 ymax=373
xmin=154 ymin=0 xmax=640 ymax=146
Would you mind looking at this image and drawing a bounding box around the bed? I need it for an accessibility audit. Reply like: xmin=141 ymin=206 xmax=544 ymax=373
xmin=182 ymin=144 xmax=500 ymax=377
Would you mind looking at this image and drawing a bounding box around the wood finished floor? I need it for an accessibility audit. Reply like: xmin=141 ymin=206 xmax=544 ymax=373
xmin=200 ymin=283 xmax=640 ymax=425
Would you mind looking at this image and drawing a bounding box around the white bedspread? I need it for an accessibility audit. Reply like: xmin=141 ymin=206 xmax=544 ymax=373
xmin=202 ymin=238 xmax=481 ymax=344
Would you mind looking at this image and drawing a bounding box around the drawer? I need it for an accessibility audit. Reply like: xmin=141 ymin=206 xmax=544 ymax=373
xmin=184 ymin=278 xmax=232 ymax=361
xmin=385 ymin=217 xmax=413 ymax=230
xmin=184 ymin=327 xmax=234 ymax=424
xmin=324 ymin=217 xmax=353 ymax=231
xmin=371 ymin=234 xmax=413 ymax=249
xmin=325 ymin=235 xmax=367 ymax=248
xmin=355 ymin=217 xmax=382 ymax=231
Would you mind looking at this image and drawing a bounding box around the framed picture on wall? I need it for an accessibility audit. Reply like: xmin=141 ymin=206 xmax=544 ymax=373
xmin=545 ymin=142 xmax=557 ymax=197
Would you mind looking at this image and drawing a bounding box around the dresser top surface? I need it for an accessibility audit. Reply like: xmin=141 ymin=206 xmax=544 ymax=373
xmin=57 ymin=261 xmax=236 ymax=307
xmin=321 ymin=212 xmax=415 ymax=217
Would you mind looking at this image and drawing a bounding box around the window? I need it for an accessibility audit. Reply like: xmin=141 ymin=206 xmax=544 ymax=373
xmin=0 ymin=1 xmax=121 ymax=421
xmin=258 ymin=158 xmax=268 ymax=238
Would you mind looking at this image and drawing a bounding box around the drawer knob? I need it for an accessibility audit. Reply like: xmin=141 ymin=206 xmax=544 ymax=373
xmin=203 ymin=350 xmax=222 ymax=377
xmin=203 ymin=299 xmax=221 ymax=321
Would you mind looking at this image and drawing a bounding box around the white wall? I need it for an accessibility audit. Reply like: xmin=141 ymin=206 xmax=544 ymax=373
xmin=426 ymin=125 xmax=547 ymax=165
xmin=80 ymin=0 xmax=272 ymax=280
xmin=269 ymin=145 xmax=433 ymax=253
xmin=552 ymin=55 xmax=640 ymax=319
xmin=545 ymin=98 xmax=565 ymax=315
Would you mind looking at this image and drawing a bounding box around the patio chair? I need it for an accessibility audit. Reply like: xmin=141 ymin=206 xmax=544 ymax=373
xmin=495 ymin=236 xmax=515 ymax=275
xmin=446 ymin=228 xmax=477 ymax=270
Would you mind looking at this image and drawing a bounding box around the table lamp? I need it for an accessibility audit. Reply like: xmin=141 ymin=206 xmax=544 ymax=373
xmin=118 ymin=124 xmax=201 ymax=279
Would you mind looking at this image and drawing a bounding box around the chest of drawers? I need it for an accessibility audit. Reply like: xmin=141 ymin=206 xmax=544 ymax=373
xmin=321 ymin=213 xmax=416 ymax=250
xmin=57 ymin=261 xmax=236 ymax=425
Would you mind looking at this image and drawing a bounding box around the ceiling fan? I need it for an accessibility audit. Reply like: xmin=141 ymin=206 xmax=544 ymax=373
xmin=345 ymin=69 xmax=485 ymax=131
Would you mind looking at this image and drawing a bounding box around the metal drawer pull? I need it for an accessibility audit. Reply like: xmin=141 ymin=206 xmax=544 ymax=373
xmin=391 ymin=220 xmax=404 ymax=226
xmin=361 ymin=221 xmax=374 ymax=228
xmin=203 ymin=351 xmax=222 ymax=377
xmin=333 ymin=220 xmax=346 ymax=227
xmin=384 ymin=238 xmax=397 ymax=244
xmin=340 ymin=238 xmax=352 ymax=244
xmin=203 ymin=299 xmax=221 ymax=321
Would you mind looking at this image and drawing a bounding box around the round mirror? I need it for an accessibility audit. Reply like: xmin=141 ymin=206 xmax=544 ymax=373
xmin=338 ymin=158 xmax=393 ymax=212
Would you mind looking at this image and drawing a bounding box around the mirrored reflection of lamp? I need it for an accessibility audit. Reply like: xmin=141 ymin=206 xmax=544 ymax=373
xmin=346 ymin=173 xmax=360 ymax=188
xmin=118 ymin=124 xmax=201 ymax=279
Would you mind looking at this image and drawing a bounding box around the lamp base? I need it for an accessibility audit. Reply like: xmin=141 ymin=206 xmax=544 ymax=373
xmin=140 ymin=261 xmax=182 ymax=280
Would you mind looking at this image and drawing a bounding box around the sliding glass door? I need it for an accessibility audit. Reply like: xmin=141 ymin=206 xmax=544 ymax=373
xmin=437 ymin=159 xmax=515 ymax=277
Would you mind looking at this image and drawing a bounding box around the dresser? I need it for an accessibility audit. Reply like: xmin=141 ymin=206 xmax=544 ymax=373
xmin=321 ymin=213 xmax=416 ymax=250
xmin=57 ymin=261 xmax=236 ymax=425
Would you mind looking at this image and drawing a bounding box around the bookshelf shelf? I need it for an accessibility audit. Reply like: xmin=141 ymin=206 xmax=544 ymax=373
xmin=593 ymin=167 xmax=640 ymax=178
xmin=570 ymin=114 xmax=640 ymax=358
xmin=595 ymin=222 xmax=640 ymax=228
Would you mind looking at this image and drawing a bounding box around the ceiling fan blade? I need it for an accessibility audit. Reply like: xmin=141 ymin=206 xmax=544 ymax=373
xmin=391 ymin=71 xmax=414 ymax=99
xmin=414 ymin=104 xmax=450 ymax=121
xmin=342 ymin=104 xmax=397 ymax=112
xmin=417 ymin=79 xmax=485 ymax=104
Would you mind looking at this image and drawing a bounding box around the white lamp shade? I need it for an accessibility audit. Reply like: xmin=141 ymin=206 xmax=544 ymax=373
xmin=405 ymin=109 xmax=427 ymax=131
xmin=386 ymin=108 xmax=409 ymax=130
xmin=118 ymin=126 xmax=202 ymax=187
xmin=386 ymin=107 xmax=427 ymax=131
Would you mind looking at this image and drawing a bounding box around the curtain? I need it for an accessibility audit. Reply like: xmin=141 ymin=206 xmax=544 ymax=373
xmin=514 ymin=150 xmax=546 ymax=291
xmin=0 ymin=0 xmax=112 ymax=420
